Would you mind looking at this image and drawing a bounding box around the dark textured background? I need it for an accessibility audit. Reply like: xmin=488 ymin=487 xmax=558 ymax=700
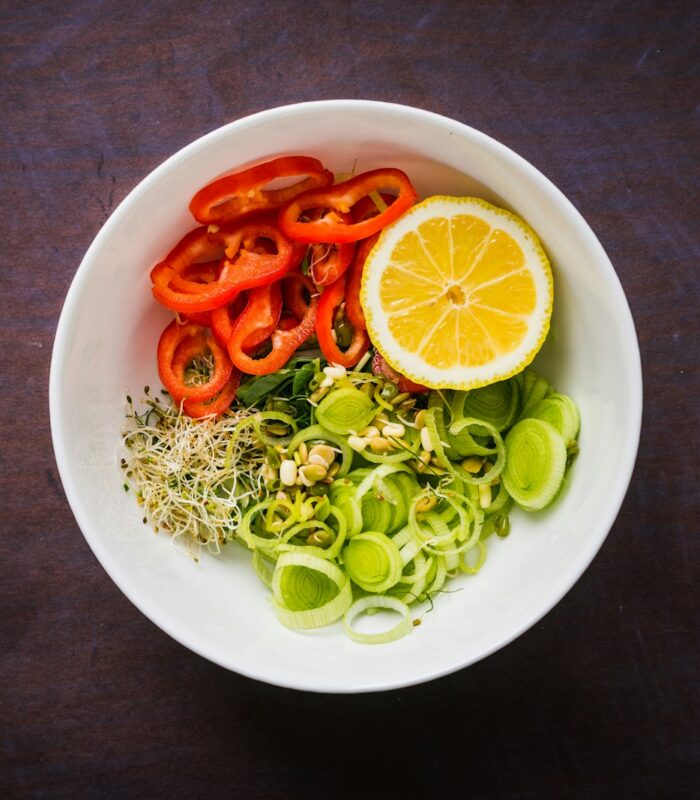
xmin=1 ymin=1 xmax=698 ymax=797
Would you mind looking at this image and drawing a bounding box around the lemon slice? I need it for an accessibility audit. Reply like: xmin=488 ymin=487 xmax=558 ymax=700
xmin=360 ymin=196 xmax=553 ymax=390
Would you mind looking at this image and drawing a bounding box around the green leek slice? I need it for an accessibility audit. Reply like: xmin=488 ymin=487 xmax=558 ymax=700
xmin=459 ymin=540 xmax=487 ymax=575
xmin=253 ymin=411 xmax=298 ymax=446
xmin=519 ymin=369 xmax=551 ymax=417
xmin=343 ymin=595 xmax=413 ymax=644
xmin=525 ymin=393 xmax=580 ymax=443
xmin=450 ymin=418 xmax=506 ymax=485
xmin=350 ymin=466 xmax=418 ymax=535
xmin=287 ymin=424 xmax=354 ymax=476
xmin=460 ymin=379 xmax=521 ymax=432
xmin=277 ymin=506 xmax=347 ymax=560
xmin=502 ymin=419 xmax=567 ymax=510
xmin=424 ymin=407 xmax=455 ymax=470
xmin=315 ymin=386 xmax=376 ymax=435
xmin=392 ymin=551 xmax=432 ymax=604
xmin=408 ymin=492 xmax=482 ymax=557
xmin=252 ymin=549 xmax=276 ymax=588
xmin=272 ymin=553 xmax=352 ymax=630
xmin=343 ymin=531 xmax=404 ymax=593
xmin=421 ymin=554 xmax=447 ymax=598
xmin=361 ymin=443 xmax=416 ymax=464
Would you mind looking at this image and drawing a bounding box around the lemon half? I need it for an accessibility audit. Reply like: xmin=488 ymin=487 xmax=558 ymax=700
xmin=360 ymin=196 xmax=553 ymax=389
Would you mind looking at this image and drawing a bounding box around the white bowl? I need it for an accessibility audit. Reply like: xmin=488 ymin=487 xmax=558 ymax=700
xmin=50 ymin=100 xmax=642 ymax=693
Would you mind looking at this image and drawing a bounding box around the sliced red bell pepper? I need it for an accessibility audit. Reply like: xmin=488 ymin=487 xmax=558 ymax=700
xmin=278 ymin=312 xmax=300 ymax=331
xmin=173 ymin=260 xmax=221 ymax=290
xmin=181 ymin=260 xmax=219 ymax=280
xmin=372 ymin=351 xmax=429 ymax=394
xmin=278 ymin=168 xmax=418 ymax=244
xmin=209 ymin=294 xmax=247 ymax=348
xmin=151 ymin=220 xmax=294 ymax=313
xmin=157 ymin=320 xmax=233 ymax=402
xmin=306 ymin=208 xmax=355 ymax=286
xmin=351 ymin=191 xmax=396 ymax=224
xmin=189 ymin=156 xmax=334 ymax=225
xmin=345 ymin=233 xmax=378 ymax=330
xmin=228 ymin=276 xmax=317 ymax=375
xmin=164 ymin=330 xmax=241 ymax=417
xmin=316 ymin=273 xmax=370 ymax=368
xmin=309 ymin=240 xmax=355 ymax=286
xmin=282 ymin=269 xmax=315 ymax=320
xmin=181 ymin=371 xmax=242 ymax=418
xmin=180 ymin=310 xmax=212 ymax=327
xmin=159 ymin=226 xmax=222 ymax=273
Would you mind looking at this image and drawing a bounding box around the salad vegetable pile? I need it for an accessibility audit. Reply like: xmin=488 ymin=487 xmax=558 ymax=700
xmin=123 ymin=155 xmax=580 ymax=644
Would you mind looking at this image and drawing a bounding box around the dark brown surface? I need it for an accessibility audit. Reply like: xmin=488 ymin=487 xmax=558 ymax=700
xmin=1 ymin=1 xmax=698 ymax=797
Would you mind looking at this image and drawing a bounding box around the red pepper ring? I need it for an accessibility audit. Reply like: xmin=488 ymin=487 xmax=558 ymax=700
xmin=157 ymin=226 xmax=223 ymax=273
xmin=180 ymin=310 xmax=212 ymax=327
xmin=278 ymin=312 xmax=301 ymax=331
xmin=282 ymin=270 xmax=314 ymax=320
xmin=228 ymin=276 xmax=318 ymax=376
xmin=345 ymin=233 xmax=378 ymax=330
xmin=211 ymin=285 xmax=283 ymax=350
xmin=189 ymin=156 xmax=334 ymax=225
xmin=168 ymin=335 xmax=242 ymax=417
xmin=152 ymin=261 xmax=240 ymax=312
xmin=181 ymin=372 xmax=242 ymax=419
xmin=352 ymin=192 xmax=396 ymax=224
xmin=315 ymin=273 xmax=370 ymax=369
xmin=306 ymin=208 xmax=355 ymax=286
xmin=169 ymin=259 xmax=221 ymax=293
xmin=309 ymin=239 xmax=355 ymax=286
xmin=209 ymin=294 xmax=247 ymax=347
xmin=278 ymin=168 xmax=418 ymax=244
xmin=151 ymin=222 xmax=295 ymax=313
xmin=157 ymin=320 xmax=233 ymax=402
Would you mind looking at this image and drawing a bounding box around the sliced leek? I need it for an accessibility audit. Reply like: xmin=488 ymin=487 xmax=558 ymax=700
xmin=343 ymin=595 xmax=413 ymax=644
xmin=502 ymin=419 xmax=567 ymax=510
xmin=315 ymin=386 xmax=375 ymax=435
xmin=272 ymin=553 xmax=353 ymax=630
xmin=525 ymin=393 xmax=580 ymax=443
xmin=460 ymin=379 xmax=521 ymax=432
xmin=129 ymin=340 xmax=582 ymax=644
xmin=344 ymin=531 xmax=404 ymax=592
xmin=519 ymin=369 xmax=551 ymax=417
xmin=287 ymin=424 xmax=354 ymax=477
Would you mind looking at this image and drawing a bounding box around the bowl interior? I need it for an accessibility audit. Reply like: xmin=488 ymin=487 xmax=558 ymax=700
xmin=50 ymin=101 xmax=641 ymax=692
